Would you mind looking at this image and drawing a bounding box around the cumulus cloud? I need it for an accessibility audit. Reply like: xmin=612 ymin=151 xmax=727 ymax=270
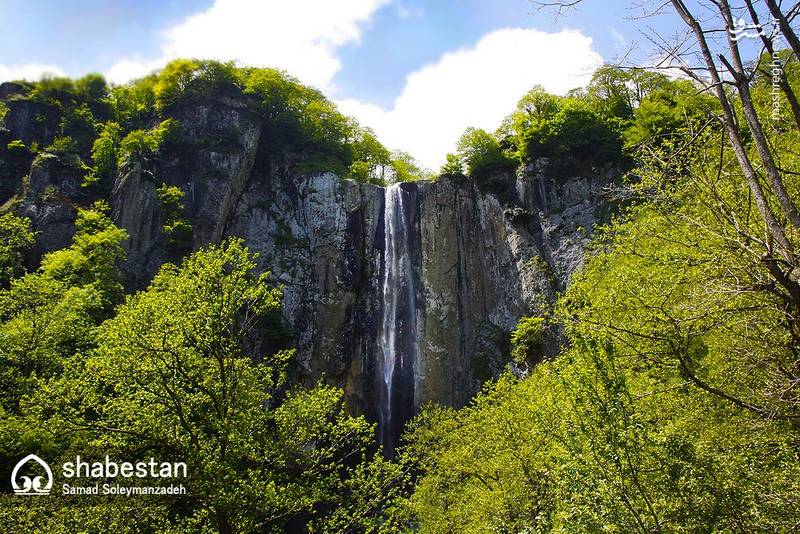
xmin=337 ymin=28 xmax=604 ymax=170
xmin=105 ymin=0 xmax=389 ymax=87
xmin=0 ymin=63 xmax=67 ymax=82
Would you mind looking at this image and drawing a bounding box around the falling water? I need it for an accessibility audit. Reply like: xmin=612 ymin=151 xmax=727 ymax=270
xmin=378 ymin=183 xmax=419 ymax=455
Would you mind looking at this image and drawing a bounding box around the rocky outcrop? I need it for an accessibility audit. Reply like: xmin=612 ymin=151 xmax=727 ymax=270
xmin=5 ymin=89 xmax=616 ymax=426
xmin=413 ymin=162 xmax=615 ymax=408
xmin=16 ymin=154 xmax=91 ymax=266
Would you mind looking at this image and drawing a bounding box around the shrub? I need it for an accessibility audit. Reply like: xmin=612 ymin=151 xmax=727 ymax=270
xmin=156 ymin=183 xmax=193 ymax=256
xmin=510 ymin=316 xmax=545 ymax=364
xmin=439 ymin=153 xmax=465 ymax=178
xmin=456 ymin=127 xmax=516 ymax=183
xmin=154 ymin=59 xmax=239 ymax=111
xmin=45 ymin=135 xmax=78 ymax=156
xmin=118 ymin=118 xmax=181 ymax=166
xmin=84 ymin=122 xmax=122 ymax=187
xmin=6 ymin=140 xmax=27 ymax=155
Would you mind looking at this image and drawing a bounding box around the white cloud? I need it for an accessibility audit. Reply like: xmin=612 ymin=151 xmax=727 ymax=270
xmin=610 ymin=28 xmax=627 ymax=48
xmin=396 ymin=4 xmax=424 ymax=19
xmin=337 ymin=28 xmax=603 ymax=170
xmin=0 ymin=63 xmax=67 ymax=82
xmin=105 ymin=0 xmax=389 ymax=87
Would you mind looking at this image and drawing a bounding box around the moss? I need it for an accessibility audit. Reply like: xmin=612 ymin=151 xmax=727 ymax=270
xmin=525 ymin=254 xmax=557 ymax=287
xmin=6 ymin=140 xmax=27 ymax=154
xmin=196 ymin=126 xmax=241 ymax=152
xmin=271 ymin=220 xmax=308 ymax=248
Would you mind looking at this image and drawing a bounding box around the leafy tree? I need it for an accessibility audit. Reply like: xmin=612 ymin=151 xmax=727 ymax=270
xmin=439 ymin=153 xmax=464 ymax=177
xmin=348 ymin=127 xmax=391 ymax=183
xmin=519 ymin=97 xmax=622 ymax=173
xmin=509 ymin=316 xmax=544 ymax=364
xmin=0 ymin=213 xmax=35 ymax=287
xmin=456 ymin=127 xmax=515 ymax=182
xmin=154 ymin=59 xmax=239 ymax=112
xmin=403 ymin=51 xmax=800 ymax=532
xmin=118 ymin=118 xmax=181 ymax=166
xmin=390 ymin=150 xmax=430 ymax=182
xmin=109 ymin=75 xmax=157 ymax=130
xmin=0 ymin=203 xmax=125 ymax=415
xmin=9 ymin=240 xmax=404 ymax=532
xmin=156 ymin=183 xmax=193 ymax=257
xmin=84 ymin=121 xmax=122 ymax=188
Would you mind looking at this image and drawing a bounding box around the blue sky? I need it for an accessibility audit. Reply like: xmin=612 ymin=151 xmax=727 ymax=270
xmin=0 ymin=0 xmax=760 ymax=167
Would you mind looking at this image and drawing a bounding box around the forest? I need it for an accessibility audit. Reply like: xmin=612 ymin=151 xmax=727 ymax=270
xmin=2 ymin=0 xmax=800 ymax=532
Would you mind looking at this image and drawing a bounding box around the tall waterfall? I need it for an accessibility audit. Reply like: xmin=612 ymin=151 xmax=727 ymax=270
xmin=378 ymin=182 xmax=419 ymax=455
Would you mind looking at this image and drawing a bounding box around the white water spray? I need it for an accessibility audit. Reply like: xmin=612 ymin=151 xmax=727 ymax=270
xmin=378 ymin=183 xmax=419 ymax=453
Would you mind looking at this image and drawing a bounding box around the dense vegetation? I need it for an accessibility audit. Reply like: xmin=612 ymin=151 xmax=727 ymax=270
xmin=403 ymin=17 xmax=800 ymax=534
xmin=444 ymin=65 xmax=718 ymax=187
xmin=0 ymin=59 xmax=427 ymax=204
xmin=3 ymin=1 xmax=800 ymax=529
xmin=0 ymin=207 xmax=407 ymax=532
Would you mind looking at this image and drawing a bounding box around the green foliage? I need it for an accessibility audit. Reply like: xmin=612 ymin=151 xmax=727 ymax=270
xmin=44 ymin=135 xmax=78 ymax=156
xmin=623 ymin=79 xmax=717 ymax=149
xmin=0 ymin=213 xmax=35 ymax=287
xmin=39 ymin=201 xmax=127 ymax=309
xmin=109 ymin=76 xmax=156 ymax=130
xmin=519 ymin=97 xmax=622 ymax=174
xmin=84 ymin=121 xmax=121 ymax=187
xmin=509 ymin=316 xmax=544 ymax=364
xmin=58 ymin=103 xmax=98 ymax=153
xmin=156 ymin=183 xmax=193 ymax=256
xmin=0 ymin=203 xmax=125 ymax=416
xmin=402 ymin=60 xmax=800 ymax=533
xmin=154 ymin=59 xmax=239 ymax=112
xmin=26 ymin=77 xmax=78 ymax=107
xmin=391 ymin=150 xmax=431 ymax=182
xmin=3 ymin=59 xmax=398 ymax=194
xmin=348 ymin=126 xmax=391 ymax=183
xmin=1 ymin=239 xmax=403 ymax=532
xmin=6 ymin=139 xmax=27 ymax=155
xmin=73 ymin=73 xmax=109 ymax=105
xmin=455 ymin=127 xmax=515 ymax=183
xmin=348 ymin=160 xmax=375 ymax=183
xmin=118 ymin=118 xmax=181 ymax=166
xmin=438 ymin=152 xmax=465 ymax=177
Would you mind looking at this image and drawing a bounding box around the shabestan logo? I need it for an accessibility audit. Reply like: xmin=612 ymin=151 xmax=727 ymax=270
xmin=11 ymin=454 xmax=53 ymax=496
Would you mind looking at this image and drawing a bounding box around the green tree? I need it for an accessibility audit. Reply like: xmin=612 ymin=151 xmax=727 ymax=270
xmin=438 ymin=153 xmax=465 ymax=177
xmin=455 ymin=127 xmax=515 ymax=182
xmin=18 ymin=240 xmax=403 ymax=533
xmin=0 ymin=213 xmax=35 ymax=287
xmin=156 ymin=183 xmax=193 ymax=257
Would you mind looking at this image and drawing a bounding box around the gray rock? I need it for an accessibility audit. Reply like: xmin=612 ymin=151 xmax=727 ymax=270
xmin=12 ymin=92 xmax=616 ymax=420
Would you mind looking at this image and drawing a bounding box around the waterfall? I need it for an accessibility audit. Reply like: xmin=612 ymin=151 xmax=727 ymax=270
xmin=378 ymin=183 xmax=419 ymax=455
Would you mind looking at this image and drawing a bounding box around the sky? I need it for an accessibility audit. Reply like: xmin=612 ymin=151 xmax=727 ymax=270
xmin=0 ymin=0 xmax=704 ymax=169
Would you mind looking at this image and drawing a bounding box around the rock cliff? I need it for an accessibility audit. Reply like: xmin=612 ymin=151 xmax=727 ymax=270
xmin=2 ymin=86 xmax=616 ymax=438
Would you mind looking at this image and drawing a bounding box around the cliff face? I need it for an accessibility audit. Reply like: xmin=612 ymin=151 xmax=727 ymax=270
xmin=4 ymin=89 xmax=615 ymax=427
